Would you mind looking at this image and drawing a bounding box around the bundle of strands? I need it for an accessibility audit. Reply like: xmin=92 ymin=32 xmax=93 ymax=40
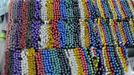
xmin=4 ymin=0 xmax=134 ymax=75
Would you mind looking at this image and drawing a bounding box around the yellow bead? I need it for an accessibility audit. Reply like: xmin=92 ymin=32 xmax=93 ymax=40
xmin=46 ymin=0 xmax=54 ymax=20
xmin=81 ymin=0 xmax=90 ymax=19
xmin=83 ymin=21 xmax=90 ymax=48
xmin=27 ymin=48 xmax=36 ymax=75
xmin=73 ymin=48 xmax=85 ymax=75
xmin=46 ymin=24 xmax=54 ymax=48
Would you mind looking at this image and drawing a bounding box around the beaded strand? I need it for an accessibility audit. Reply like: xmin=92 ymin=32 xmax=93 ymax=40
xmin=12 ymin=50 xmax=21 ymax=75
xmin=35 ymin=50 xmax=45 ymax=75
xmin=108 ymin=0 xmax=118 ymax=19
xmin=27 ymin=48 xmax=36 ymax=75
xmin=21 ymin=49 xmax=29 ymax=75
xmin=32 ymin=0 xmax=42 ymax=50
xmin=20 ymin=0 xmax=29 ymax=48
xmin=65 ymin=49 xmax=78 ymax=75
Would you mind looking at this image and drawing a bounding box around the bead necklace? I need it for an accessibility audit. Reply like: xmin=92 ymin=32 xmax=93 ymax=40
xmin=109 ymin=47 xmax=123 ymax=74
xmin=50 ymin=50 xmax=61 ymax=74
xmin=86 ymin=48 xmax=95 ymax=74
xmin=50 ymin=50 xmax=55 ymax=74
xmin=13 ymin=50 xmax=21 ymax=75
xmin=73 ymin=18 xmax=81 ymax=48
xmin=51 ymin=20 xmax=61 ymax=48
xmin=113 ymin=0 xmax=123 ymax=20
xmin=9 ymin=1 xmax=18 ymax=50
xmin=20 ymin=0 xmax=29 ymax=48
xmin=117 ymin=21 xmax=128 ymax=45
xmin=40 ymin=21 xmax=49 ymax=49
xmin=116 ymin=46 xmax=128 ymax=73
xmin=72 ymin=0 xmax=80 ymax=19
xmin=97 ymin=18 xmax=107 ymax=45
xmin=108 ymin=0 xmax=118 ymax=19
xmin=64 ymin=19 xmax=75 ymax=48
xmin=94 ymin=19 xmax=103 ymax=48
xmin=66 ymin=0 xmax=74 ymax=18
xmin=4 ymin=51 xmax=11 ymax=75
xmin=42 ymin=50 xmax=53 ymax=74
xmin=58 ymin=20 xmax=67 ymax=48
xmin=122 ymin=21 xmax=131 ymax=45
xmin=122 ymin=46 xmax=128 ymax=67
xmin=54 ymin=49 xmax=61 ymax=74
xmin=65 ymin=49 xmax=78 ymax=75
xmin=72 ymin=0 xmax=81 ymax=47
xmin=40 ymin=0 xmax=49 ymax=49
xmin=125 ymin=0 xmax=133 ymax=18
xmin=6 ymin=0 xmax=14 ymax=50
xmin=105 ymin=20 xmax=114 ymax=45
xmin=90 ymin=47 xmax=100 ymax=73
xmin=106 ymin=47 xmax=116 ymax=75
xmin=100 ymin=19 xmax=109 ymax=45
xmin=63 ymin=49 xmax=72 ymax=74
xmin=101 ymin=0 xmax=109 ymax=18
xmin=109 ymin=19 xmax=118 ymax=45
xmin=32 ymin=0 xmax=42 ymax=50
xmin=126 ymin=21 xmax=134 ymax=45
xmin=42 ymin=50 xmax=51 ymax=74
xmin=27 ymin=0 xmax=35 ymax=48
xmin=35 ymin=50 xmax=45 ymax=75
xmin=81 ymin=0 xmax=90 ymax=19
xmin=88 ymin=19 xmax=96 ymax=47
xmin=46 ymin=0 xmax=54 ymax=21
xmin=102 ymin=46 xmax=111 ymax=73
xmin=97 ymin=49 xmax=105 ymax=74
xmin=27 ymin=48 xmax=36 ymax=75
xmin=78 ymin=48 xmax=89 ymax=75
xmin=123 ymin=21 xmax=134 ymax=45
xmin=117 ymin=0 xmax=127 ymax=19
xmin=113 ymin=46 xmax=125 ymax=74
xmin=92 ymin=20 xmax=100 ymax=47
xmin=80 ymin=20 xmax=86 ymax=47
xmin=100 ymin=0 xmax=108 ymax=19
xmin=9 ymin=50 xmax=14 ymax=75
xmin=41 ymin=0 xmax=47 ymax=20
xmin=78 ymin=0 xmax=86 ymax=19
xmin=54 ymin=0 xmax=61 ymax=20
xmin=46 ymin=24 xmax=54 ymax=49
xmin=88 ymin=0 xmax=97 ymax=19
xmin=21 ymin=49 xmax=29 ymax=75
xmin=57 ymin=49 xmax=71 ymax=74
xmin=120 ymin=1 xmax=132 ymax=18
xmin=73 ymin=48 xmax=85 ymax=75
xmin=105 ymin=0 xmax=113 ymax=19
xmin=94 ymin=0 xmax=101 ymax=18
xmin=13 ymin=0 xmax=23 ymax=50
xmin=84 ymin=20 xmax=90 ymax=48
xmin=127 ymin=0 xmax=134 ymax=17
xmin=78 ymin=48 xmax=88 ymax=75
xmin=9 ymin=0 xmax=17 ymax=50
xmin=97 ymin=0 xmax=106 ymax=19
xmin=113 ymin=20 xmax=123 ymax=46
xmin=81 ymin=48 xmax=91 ymax=74
xmin=68 ymin=21 xmax=75 ymax=48
xmin=60 ymin=0 xmax=67 ymax=19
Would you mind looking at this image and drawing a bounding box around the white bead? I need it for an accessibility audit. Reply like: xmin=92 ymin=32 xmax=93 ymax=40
xmin=21 ymin=49 xmax=28 ymax=75
xmin=80 ymin=21 xmax=85 ymax=47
